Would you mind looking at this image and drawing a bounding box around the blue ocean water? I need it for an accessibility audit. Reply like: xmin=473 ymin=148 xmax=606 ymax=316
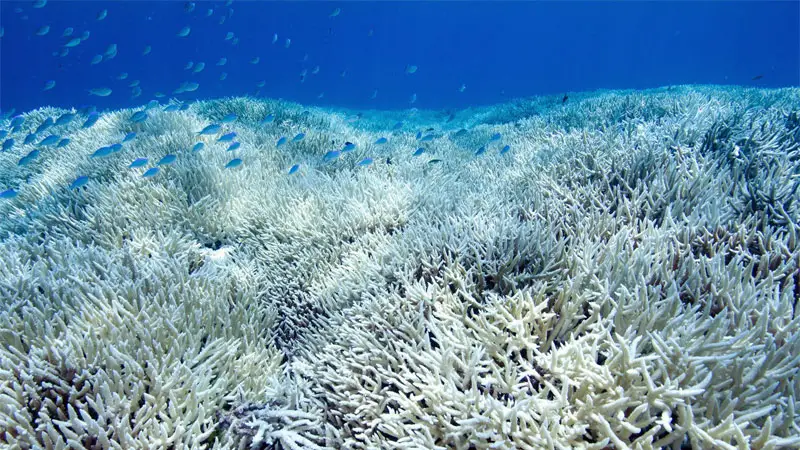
xmin=0 ymin=0 xmax=797 ymax=114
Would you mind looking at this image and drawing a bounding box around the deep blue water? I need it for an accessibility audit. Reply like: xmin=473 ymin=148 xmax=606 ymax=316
xmin=1 ymin=0 xmax=798 ymax=114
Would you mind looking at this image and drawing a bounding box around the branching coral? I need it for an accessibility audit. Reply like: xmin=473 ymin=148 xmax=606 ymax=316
xmin=1 ymin=85 xmax=799 ymax=449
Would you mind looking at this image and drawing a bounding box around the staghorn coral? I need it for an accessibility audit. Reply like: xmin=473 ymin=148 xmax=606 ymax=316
xmin=1 ymin=85 xmax=799 ymax=449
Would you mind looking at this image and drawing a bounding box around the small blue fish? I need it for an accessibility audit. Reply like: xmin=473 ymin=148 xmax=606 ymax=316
xmin=500 ymin=145 xmax=511 ymax=154
xmin=163 ymin=105 xmax=180 ymax=112
xmin=142 ymin=167 xmax=160 ymax=178
xmin=276 ymin=136 xmax=287 ymax=147
xmin=55 ymin=113 xmax=75 ymax=126
xmin=38 ymin=135 xmax=61 ymax=146
xmin=78 ymin=105 xmax=97 ymax=115
xmin=88 ymin=87 xmax=112 ymax=97
xmin=10 ymin=116 xmax=24 ymax=127
xmin=65 ymin=37 xmax=82 ymax=48
xmin=43 ymin=80 xmax=56 ymax=91
xmin=110 ymin=143 xmax=123 ymax=153
xmin=145 ymin=100 xmax=158 ymax=110
xmin=220 ymin=113 xmax=237 ymax=123
xmin=392 ymin=121 xmax=403 ymax=130
xmin=19 ymin=150 xmax=40 ymax=166
xmin=56 ymin=138 xmax=70 ymax=148
xmin=420 ymin=134 xmax=434 ymax=142
xmin=225 ymin=158 xmax=242 ymax=169
xmin=123 ymin=132 xmax=136 ymax=143
xmin=36 ymin=25 xmax=50 ymax=36
xmin=475 ymin=146 xmax=486 ymax=156
xmin=415 ymin=131 xmax=422 ymax=140
xmin=489 ymin=133 xmax=502 ymax=142
xmin=357 ymin=157 xmax=373 ymax=166
xmin=0 ymin=189 xmax=18 ymax=199
xmin=129 ymin=157 xmax=148 ymax=168
xmin=82 ymin=112 xmax=100 ymax=128
xmin=33 ymin=0 xmax=47 ymax=8
xmin=24 ymin=134 xmax=37 ymax=145
xmin=91 ymin=146 xmax=113 ymax=158
xmin=96 ymin=9 xmax=108 ymax=20
xmin=413 ymin=148 xmax=425 ymax=157
xmin=177 ymin=26 xmax=191 ymax=37
xmin=117 ymin=72 xmax=129 ymax=80
xmin=157 ymin=154 xmax=177 ymax=165
xmin=192 ymin=142 xmax=205 ymax=152
xmin=292 ymin=132 xmax=305 ymax=142
xmin=70 ymin=176 xmax=89 ymax=189
xmin=179 ymin=103 xmax=190 ymax=111
xmin=91 ymin=54 xmax=103 ymax=65
xmin=228 ymin=142 xmax=241 ymax=151
xmin=198 ymin=124 xmax=221 ymax=135
xmin=288 ymin=164 xmax=300 ymax=174
xmin=453 ymin=129 xmax=468 ymax=138
xmin=323 ymin=150 xmax=341 ymax=162
xmin=375 ymin=137 xmax=388 ymax=145
xmin=131 ymin=111 xmax=148 ymax=123
xmin=218 ymin=132 xmax=236 ymax=142
xmin=2 ymin=139 xmax=14 ymax=151
xmin=343 ymin=142 xmax=356 ymax=152
xmin=36 ymin=117 xmax=54 ymax=134
xmin=261 ymin=114 xmax=275 ymax=124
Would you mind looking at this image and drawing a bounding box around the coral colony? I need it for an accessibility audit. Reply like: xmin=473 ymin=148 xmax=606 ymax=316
xmin=0 ymin=86 xmax=799 ymax=448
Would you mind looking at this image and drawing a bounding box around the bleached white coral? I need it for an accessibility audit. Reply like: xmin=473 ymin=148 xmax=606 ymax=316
xmin=1 ymin=86 xmax=799 ymax=449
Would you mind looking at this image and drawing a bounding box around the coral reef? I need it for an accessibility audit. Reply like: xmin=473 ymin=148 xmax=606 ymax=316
xmin=1 ymin=86 xmax=799 ymax=449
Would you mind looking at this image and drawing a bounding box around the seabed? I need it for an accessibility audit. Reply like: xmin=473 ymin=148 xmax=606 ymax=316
xmin=1 ymin=85 xmax=799 ymax=449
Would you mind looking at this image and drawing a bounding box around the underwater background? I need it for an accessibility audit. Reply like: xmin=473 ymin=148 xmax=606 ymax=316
xmin=0 ymin=0 xmax=798 ymax=113
xmin=2 ymin=1 xmax=800 ymax=449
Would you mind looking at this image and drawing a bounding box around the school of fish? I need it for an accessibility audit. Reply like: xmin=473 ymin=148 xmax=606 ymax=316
xmin=0 ymin=1 xmax=511 ymax=200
